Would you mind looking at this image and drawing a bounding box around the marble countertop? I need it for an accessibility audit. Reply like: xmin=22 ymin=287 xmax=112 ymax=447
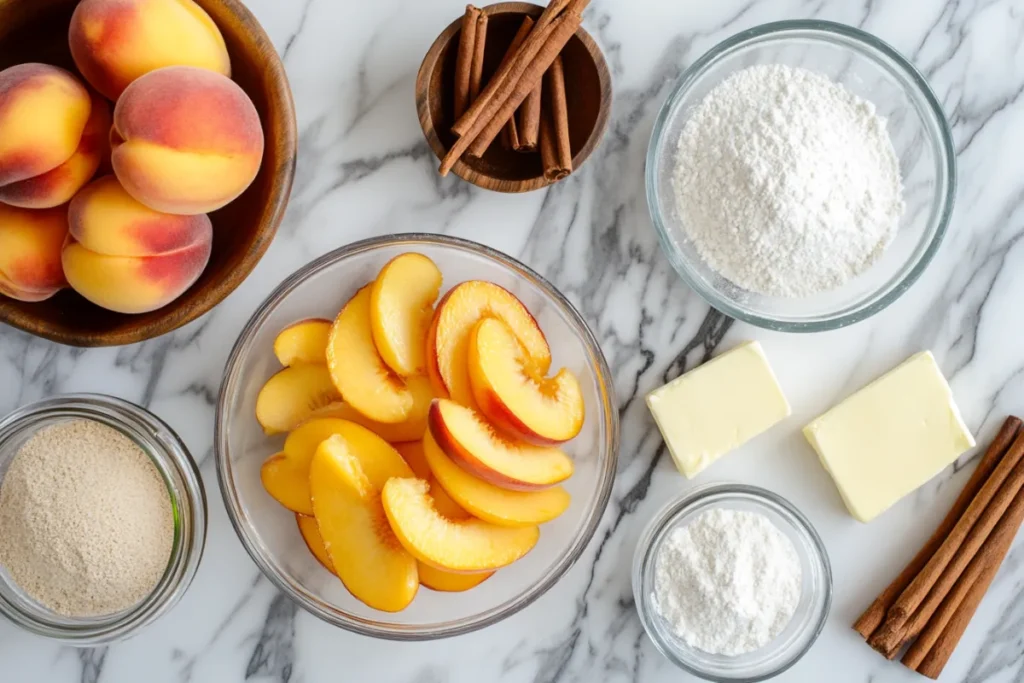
xmin=3 ymin=0 xmax=1024 ymax=681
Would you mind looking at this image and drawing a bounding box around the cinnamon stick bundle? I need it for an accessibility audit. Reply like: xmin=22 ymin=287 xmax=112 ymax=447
xmin=453 ymin=6 xmax=482 ymax=120
xmin=853 ymin=416 xmax=1024 ymax=678
xmin=441 ymin=0 xmax=589 ymax=174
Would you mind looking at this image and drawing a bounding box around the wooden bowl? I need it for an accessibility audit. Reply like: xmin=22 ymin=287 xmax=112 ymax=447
xmin=416 ymin=2 xmax=611 ymax=193
xmin=0 ymin=0 xmax=296 ymax=347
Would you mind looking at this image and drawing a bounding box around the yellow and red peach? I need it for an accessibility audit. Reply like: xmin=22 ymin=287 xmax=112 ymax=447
xmin=0 ymin=204 xmax=69 ymax=302
xmin=69 ymin=0 xmax=231 ymax=101
xmin=62 ymin=175 xmax=212 ymax=313
xmin=0 ymin=93 xmax=110 ymax=209
xmin=111 ymin=66 xmax=264 ymax=215
xmin=0 ymin=64 xmax=91 ymax=187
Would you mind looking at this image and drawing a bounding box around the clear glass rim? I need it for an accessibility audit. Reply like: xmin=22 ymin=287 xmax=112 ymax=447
xmin=0 ymin=394 xmax=207 ymax=645
xmin=645 ymin=19 xmax=957 ymax=332
xmin=215 ymin=232 xmax=620 ymax=640
xmin=632 ymin=483 xmax=833 ymax=682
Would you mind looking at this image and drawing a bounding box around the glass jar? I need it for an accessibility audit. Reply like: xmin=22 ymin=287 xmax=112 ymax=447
xmin=0 ymin=394 xmax=206 ymax=645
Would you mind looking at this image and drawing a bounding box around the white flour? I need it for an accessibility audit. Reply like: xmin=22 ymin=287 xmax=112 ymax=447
xmin=653 ymin=507 xmax=802 ymax=655
xmin=671 ymin=64 xmax=905 ymax=297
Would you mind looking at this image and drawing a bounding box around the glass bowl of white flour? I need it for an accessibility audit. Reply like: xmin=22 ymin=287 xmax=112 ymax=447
xmin=633 ymin=483 xmax=831 ymax=681
xmin=646 ymin=20 xmax=955 ymax=332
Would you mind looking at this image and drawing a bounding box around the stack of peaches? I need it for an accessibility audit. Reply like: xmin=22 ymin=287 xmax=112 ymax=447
xmin=0 ymin=0 xmax=263 ymax=314
xmin=256 ymin=253 xmax=585 ymax=611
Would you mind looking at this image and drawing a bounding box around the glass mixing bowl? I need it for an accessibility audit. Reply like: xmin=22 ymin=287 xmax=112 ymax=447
xmin=633 ymin=484 xmax=832 ymax=681
xmin=647 ymin=20 xmax=956 ymax=332
xmin=216 ymin=234 xmax=618 ymax=639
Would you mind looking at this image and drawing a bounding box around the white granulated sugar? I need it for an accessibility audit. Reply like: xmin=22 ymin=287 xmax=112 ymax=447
xmin=653 ymin=507 xmax=802 ymax=655
xmin=672 ymin=64 xmax=905 ymax=297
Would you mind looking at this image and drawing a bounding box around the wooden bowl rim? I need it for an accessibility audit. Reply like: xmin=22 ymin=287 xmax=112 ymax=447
xmin=0 ymin=0 xmax=298 ymax=347
xmin=416 ymin=1 xmax=612 ymax=193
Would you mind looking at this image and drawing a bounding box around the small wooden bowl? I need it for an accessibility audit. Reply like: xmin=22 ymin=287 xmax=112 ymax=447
xmin=0 ymin=0 xmax=296 ymax=347
xmin=416 ymin=2 xmax=611 ymax=193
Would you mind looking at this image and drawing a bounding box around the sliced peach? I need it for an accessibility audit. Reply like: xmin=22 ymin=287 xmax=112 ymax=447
xmin=429 ymin=399 xmax=573 ymax=490
xmin=260 ymin=453 xmax=312 ymax=515
xmin=395 ymin=441 xmax=431 ymax=480
xmin=418 ymin=563 xmax=492 ymax=592
xmin=468 ymin=317 xmax=584 ymax=444
xmin=327 ymin=284 xmax=413 ymax=423
xmin=274 ymin=319 xmax=331 ymax=367
xmin=429 ymin=476 xmax=468 ymax=519
xmin=255 ymin=365 xmax=340 ymax=435
xmin=371 ymin=253 xmax=443 ymax=377
xmin=283 ymin=419 xmax=413 ymax=482
xmin=423 ymin=431 xmax=570 ymax=527
xmin=310 ymin=436 xmax=418 ymax=612
xmin=296 ymin=514 xmax=334 ymax=573
xmin=428 ymin=281 xmax=552 ymax=405
xmin=382 ymin=477 xmax=539 ymax=573
xmin=306 ymin=374 xmax=434 ymax=443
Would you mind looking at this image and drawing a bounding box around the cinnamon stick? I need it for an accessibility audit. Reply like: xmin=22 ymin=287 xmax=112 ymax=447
xmin=453 ymin=6 xmax=482 ymax=120
xmin=440 ymin=0 xmax=588 ymax=174
xmin=516 ymin=83 xmax=541 ymax=152
xmin=902 ymin=483 xmax=1024 ymax=676
xmin=853 ymin=416 xmax=1022 ymax=639
xmin=546 ymin=54 xmax=572 ymax=174
xmin=496 ymin=17 xmax=535 ymax=150
xmin=468 ymin=12 xmax=488 ymax=103
xmin=870 ymin=431 xmax=1024 ymax=655
xmin=539 ymin=108 xmax=568 ymax=181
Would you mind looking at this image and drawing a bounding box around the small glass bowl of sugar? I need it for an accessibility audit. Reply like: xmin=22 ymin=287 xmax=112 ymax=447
xmin=633 ymin=483 xmax=832 ymax=682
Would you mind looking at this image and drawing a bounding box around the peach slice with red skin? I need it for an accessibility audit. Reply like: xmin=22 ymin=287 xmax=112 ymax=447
xmin=274 ymin=319 xmax=331 ymax=367
xmin=423 ymin=430 xmax=570 ymax=527
xmin=468 ymin=317 xmax=584 ymax=444
xmin=296 ymin=514 xmax=334 ymax=573
xmin=255 ymin=365 xmax=340 ymax=435
xmin=371 ymin=253 xmax=443 ymax=377
xmin=260 ymin=453 xmax=312 ymax=515
xmin=327 ymin=284 xmax=415 ymax=424
xmin=427 ymin=281 xmax=552 ymax=405
xmin=382 ymin=477 xmax=539 ymax=573
xmin=310 ymin=435 xmax=418 ymax=612
xmin=429 ymin=399 xmax=573 ymax=490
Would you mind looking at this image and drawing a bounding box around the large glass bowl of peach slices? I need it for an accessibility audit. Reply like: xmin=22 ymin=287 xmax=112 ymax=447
xmin=216 ymin=234 xmax=618 ymax=639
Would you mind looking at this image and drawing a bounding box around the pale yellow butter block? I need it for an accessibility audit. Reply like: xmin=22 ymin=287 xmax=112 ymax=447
xmin=803 ymin=351 xmax=975 ymax=523
xmin=645 ymin=341 xmax=791 ymax=478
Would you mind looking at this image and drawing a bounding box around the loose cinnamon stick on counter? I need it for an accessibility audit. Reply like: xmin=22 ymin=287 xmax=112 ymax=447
xmin=546 ymin=54 xmax=572 ymax=174
xmin=496 ymin=16 xmax=535 ymax=149
xmin=889 ymin=449 xmax=1024 ymax=654
xmin=453 ymin=5 xmax=482 ymax=120
xmin=902 ymin=483 xmax=1024 ymax=676
xmin=881 ymin=429 xmax=1024 ymax=622
xmin=516 ymin=76 xmax=542 ymax=151
xmin=469 ymin=12 xmax=488 ymax=103
xmin=440 ymin=0 xmax=589 ymax=174
xmin=853 ymin=416 xmax=1022 ymax=639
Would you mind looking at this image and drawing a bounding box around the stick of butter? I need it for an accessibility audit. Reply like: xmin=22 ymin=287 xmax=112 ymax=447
xmin=803 ymin=351 xmax=975 ymax=523
xmin=645 ymin=341 xmax=791 ymax=479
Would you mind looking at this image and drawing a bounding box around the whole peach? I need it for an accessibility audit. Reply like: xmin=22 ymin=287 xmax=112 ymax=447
xmin=0 ymin=64 xmax=91 ymax=187
xmin=69 ymin=0 xmax=231 ymax=100
xmin=111 ymin=66 xmax=264 ymax=215
xmin=0 ymin=93 xmax=111 ymax=209
xmin=62 ymin=175 xmax=213 ymax=314
xmin=0 ymin=204 xmax=69 ymax=302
